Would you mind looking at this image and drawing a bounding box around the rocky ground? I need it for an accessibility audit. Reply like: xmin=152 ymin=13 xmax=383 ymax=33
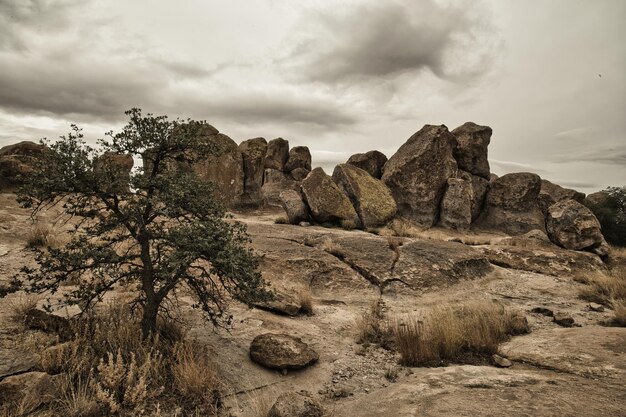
xmin=0 ymin=193 xmax=625 ymax=416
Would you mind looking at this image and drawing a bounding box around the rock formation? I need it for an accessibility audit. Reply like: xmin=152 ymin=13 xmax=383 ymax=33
xmin=249 ymin=333 xmax=319 ymax=370
xmin=265 ymin=138 xmax=289 ymax=171
xmin=477 ymin=172 xmax=546 ymax=235
xmin=459 ymin=170 xmax=489 ymax=221
xmin=347 ymin=150 xmax=388 ymax=179
xmin=284 ymin=146 xmax=312 ymax=173
xmin=439 ymin=177 xmax=472 ymax=230
xmin=0 ymin=141 xmax=47 ymax=190
xmin=382 ymin=125 xmax=458 ymax=227
xmin=546 ymin=199 xmax=606 ymax=253
xmin=279 ymin=190 xmax=310 ymax=225
xmin=538 ymin=179 xmax=585 ymax=213
xmin=301 ymin=167 xmax=360 ymax=227
xmin=239 ymin=137 xmax=268 ymax=207
xmin=332 ymin=164 xmax=396 ymax=229
xmin=262 ymin=169 xmax=299 ymax=206
xmin=451 ymin=122 xmax=492 ymax=179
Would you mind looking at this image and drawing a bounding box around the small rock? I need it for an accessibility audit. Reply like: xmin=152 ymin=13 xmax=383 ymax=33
xmin=249 ymin=333 xmax=319 ymax=370
xmin=510 ymin=312 xmax=531 ymax=335
xmin=553 ymin=312 xmax=575 ymax=327
xmin=0 ymin=371 xmax=66 ymax=408
xmin=588 ymin=303 xmax=605 ymax=312
xmin=492 ymin=354 xmax=513 ymax=368
xmin=24 ymin=309 xmax=73 ymax=341
xmin=531 ymin=307 xmax=554 ymax=317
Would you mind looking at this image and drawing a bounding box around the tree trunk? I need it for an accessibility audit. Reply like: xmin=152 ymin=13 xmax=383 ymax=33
xmin=141 ymin=299 xmax=159 ymax=339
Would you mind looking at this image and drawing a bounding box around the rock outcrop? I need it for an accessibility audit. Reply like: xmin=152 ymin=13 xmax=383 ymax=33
xmin=0 ymin=141 xmax=47 ymax=190
xmin=94 ymin=152 xmax=134 ymax=193
xmin=265 ymin=138 xmax=289 ymax=171
xmin=279 ymin=190 xmax=310 ymax=225
xmin=347 ymin=150 xmax=388 ymax=179
xmin=0 ymin=371 xmax=66 ymax=409
xmin=451 ymin=122 xmax=492 ymax=179
xmin=249 ymin=333 xmax=319 ymax=370
xmin=262 ymin=169 xmax=299 ymax=206
xmin=439 ymin=178 xmax=472 ymax=230
xmin=538 ymin=179 xmax=585 ymax=213
xmin=459 ymin=170 xmax=489 ymax=221
xmin=332 ymin=164 xmax=396 ymax=229
xmin=239 ymin=137 xmax=268 ymax=207
xmin=382 ymin=125 xmax=457 ymax=227
xmin=290 ymin=167 xmax=309 ymax=181
xmin=269 ymin=391 xmax=324 ymax=417
xmin=284 ymin=146 xmax=311 ymax=173
xmin=301 ymin=168 xmax=360 ymax=227
xmin=546 ymin=199 xmax=606 ymax=252
xmin=477 ymin=172 xmax=546 ymax=235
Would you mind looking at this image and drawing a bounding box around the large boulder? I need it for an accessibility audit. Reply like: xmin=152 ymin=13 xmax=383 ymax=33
xmin=239 ymin=137 xmax=268 ymax=207
xmin=546 ymin=199 xmax=606 ymax=252
xmin=265 ymin=138 xmax=289 ymax=171
xmin=347 ymin=150 xmax=388 ymax=179
xmin=279 ymin=189 xmax=310 ymax=225
xmin=291 ymin=167 xmax=309 ymax=181
xmin=249 ymin=333 xmax=319 ymax=370
xmin=583 ymin=191 xmax=610 ymax=208
xmin=538 ymin=179 xmax=585 ymax=213
xmin=382 ymin=125 xmax=458 ymax=227
xmin=439 ymin=178 xmax=472 ymax=230
xmin=301 ymin=167 xmax=360 ymax=227
xmin=451 ymin=122 xmax=492 ymax=178
xmin=477 ymin=172 xmax=545 ymax=235
xmin=94 ymin=152 xmax=134 ymax=193
xmin=269 ymin=391 xmax=324 ymax=417
xmin=459 ymin=170 xmax=488 ymax=221
xmin=284 ymin=146 xmax=311 ymax=173
xmin=262 ymin=169 xmax=299 ymax=206
xmin=0 ymin=141 xmax=47 ymax=191
xmin=332 ymin=164 xmax=396 ymax=229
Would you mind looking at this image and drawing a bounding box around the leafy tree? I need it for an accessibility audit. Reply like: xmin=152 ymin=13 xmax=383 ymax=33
xmin=1 ymin=109 xmax=268 ymax=337
xmin=585 ymin=186 xmax=626 ymax=247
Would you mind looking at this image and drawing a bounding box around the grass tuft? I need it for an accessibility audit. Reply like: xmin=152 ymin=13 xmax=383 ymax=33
xmin=297 ymin=288 xmax=314 ymax=316
xmin=26 ymin=222 xmax=60 ymax=249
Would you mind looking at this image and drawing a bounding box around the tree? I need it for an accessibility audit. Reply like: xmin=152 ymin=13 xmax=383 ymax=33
xmin=1 ymin=109 xmax=268 ymax=338
xmin=585 ymin=186 xmax=626 ymax=247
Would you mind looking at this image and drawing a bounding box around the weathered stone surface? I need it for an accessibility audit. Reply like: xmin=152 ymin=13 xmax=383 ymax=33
xmin=280 ymin=189 xmax=310 ymax=225
xmin=0 ymin=141 xmax=47 ymax=190
xmin=262 ymin=169 xmax=299 ymax=206
xmin=553 ymin=312 xmax=575 ymax=327
xmin=291 ymin=167 xmax=310 ymax=181
xmin=239 ymin=137 xmax=268 ymax=207
xmin=583 ymin=191 xmax=610 ymax=208
xmin=301 ymin=167 xmax=360 ymax=227
xmin=492 ymin=354 xmax=513 ymax=368
xmin=0 ymin=348 xmax=38 ymax=380
xmin=346 ymin=150 xmax=388 ymax=179
xmin=24 ymin=309 xmax=73 ymax=341
xmin=392 ymin=240 xmax=492 ymax=291
xmin=332 ymin=164 xmax=396 ymax=229
xmin=477 ymin=172 xmax=545 ymax=235
xmin=0 ymin=371 xmax=66 ymax=408
xmin=249 ymin=333 xmax=319 ymax=370
xmin=94 ymin=152 xmax=134 ymax=193
xmin=451 ymin=122 xmax=492 ymax=178
xmin=459 ymin=170 xmax=489 ymax=221
xmin=439 ymin=178 xmax=472 ymax=230
xmin=546 ymin=199 xmax=605 ymax=252
xmin=284 ymin=146 xmax=311 ymax=173
xmin=253 ymin=290 xmax=302 ymax=316
xmin=382 ymin=125 xmax=458 ymax=227
xmin=265 ymin=138 xmax=289 ymax=171
xmin=269 ymin=391 xmax=324 ymax=417
xmin=539 ymin=179 xmax=585 ymax=214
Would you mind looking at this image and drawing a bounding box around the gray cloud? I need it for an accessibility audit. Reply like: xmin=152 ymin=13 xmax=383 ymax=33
xmin=286 ymin=0 xmax=498 ymax=84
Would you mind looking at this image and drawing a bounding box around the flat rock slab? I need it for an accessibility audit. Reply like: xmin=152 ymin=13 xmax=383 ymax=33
xmin=0 ymin=348 xmax=38 ymax=379
xmin=250 ymin=333 xmax=319 ymax=370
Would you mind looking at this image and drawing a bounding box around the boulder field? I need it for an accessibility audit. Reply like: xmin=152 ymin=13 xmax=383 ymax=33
xmin=0 ymin=121 xmax=607 ymax=258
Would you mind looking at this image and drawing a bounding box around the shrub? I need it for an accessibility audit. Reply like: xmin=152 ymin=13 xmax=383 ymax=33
xmin=576 ymin=265 xmax=626 ymax=326
xmin=26 ymin=222 xmax=59 ymax=249
xmin=355 ymin=299 xmax=394 ymax=349
xmin=584 ymin=186 xmax=626 ymax=247
xmin=273 ymin=216 xmax=289 ymax=224
xmin=392 ymin=301 xmax=522 ymax=366
xmin=297 ymin=289 xmax=314 ymax=316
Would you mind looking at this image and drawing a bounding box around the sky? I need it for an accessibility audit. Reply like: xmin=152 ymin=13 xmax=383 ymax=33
xmin=0 ymin=0 xmax=624 ymax=193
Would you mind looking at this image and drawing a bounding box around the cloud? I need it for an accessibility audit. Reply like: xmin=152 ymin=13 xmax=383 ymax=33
xmin=286 ymin=0 xmax=499 ymax=84
xmin=490 ymin=159 xmax=547 ymax=175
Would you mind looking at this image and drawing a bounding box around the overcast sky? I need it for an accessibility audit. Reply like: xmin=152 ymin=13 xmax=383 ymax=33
xmin=0 ymin=0 xmax=624 ymax=192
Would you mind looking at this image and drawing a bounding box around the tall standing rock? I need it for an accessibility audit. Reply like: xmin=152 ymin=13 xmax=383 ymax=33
xmin=451 ymin=122 xmax=492 ymax=179
xmin=332 ymin=164 xmax=396 ymax=229
xmin=265 ymin=138 xmax=289 ymax=171
xmin=262 ymin=169 xmax=299 ymax=206
xmin=546 ymin=199 xmax=606 ymax=252
xmin=382 ymin=125 xmax=457 ymax=227
xmin=459 ymin=170 xmax=489 ymax=222
xmin=284 ymin=146 xmax=311 ymax=173
xmin=439 ymin=178 xmax=472 ymax=230
xmin=347 ymin=150 xmax=388 ymax=179
xmin=0 ymin=141 xmax=47 ymax=191
xmin=301 ymin=167 xmax=360 ymax=227
xmin=239 ymin=137 xmax=268 ymax=207
xmin=477 ymin=172 xmax=545 ymax=235
xmin=538 ymin=179 xmax=586 ymax=214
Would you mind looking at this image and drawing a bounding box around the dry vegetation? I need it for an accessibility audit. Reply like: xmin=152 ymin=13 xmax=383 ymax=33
xmin=26 ymin=222 xmax=61 ymax=249
xmin=355 ymin=299 xmax=394 ymax=350
xmin=273 ymin=216 xmax=289 ymax=225
xmin=297 ymin=288 xmax=315 ymax=316
xmin=575 ymin=263 xmax=626 ymax=326
xmin=2 ymin=303 xmax=223 ymax=416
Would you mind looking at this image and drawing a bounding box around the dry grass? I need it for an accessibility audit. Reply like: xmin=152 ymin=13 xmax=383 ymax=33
xmin=248 ymin=390 xmax=275 ymax=417
xmin=392 ymin=301 xmax=523 ymax=366
xmin=2 ymin=303 xmax=223 ymax=416
xmin=575 ymin=265 xmax=626 ymax=326
xmin=355 ymin=299 xmax=394 ymax=349
xmin=273 ymin=216 xmax=289 ymax=224
xmin=377 ymin=218 xmax=423 ymax=238
xmin=320 ymin=237 xmax=343 ymax=257
xmin=340 ymin=219 xmax=358 ymax=230
xmin=297 ymin=288 xmax=314 ymax=316
xmin=6 ymin=293 xmax=41 ymax=327
xmin=26 ymin=222 xmax=61 ymax=248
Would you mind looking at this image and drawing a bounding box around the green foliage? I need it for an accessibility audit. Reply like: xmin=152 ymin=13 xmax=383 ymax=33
xmin=1 ymin=109 xmax=269 ymax=337
xmin=585 ymin=186 xmax=626 ymax=247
